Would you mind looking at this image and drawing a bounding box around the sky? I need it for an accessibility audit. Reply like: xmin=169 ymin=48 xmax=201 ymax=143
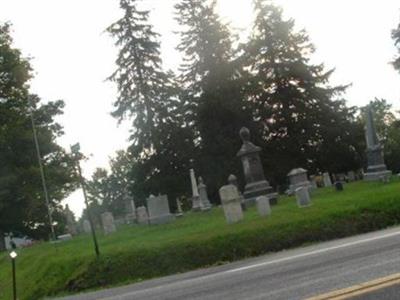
xmin=1 ymin=0 xmax=399 ymax=217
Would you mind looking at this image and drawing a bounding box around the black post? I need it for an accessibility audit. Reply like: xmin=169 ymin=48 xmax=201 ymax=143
xmin=11 ymin=258 xmax=16 ymax=300
xmin=75 ymin=157 xmax=100 ymax=258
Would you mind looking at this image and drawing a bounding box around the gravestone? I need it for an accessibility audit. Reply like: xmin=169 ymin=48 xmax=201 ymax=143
xmin=124 ymin=195 xmax=137 ymax=224
xmin=363 ymin=106 xmax=392 ymax=181
xmin=82 ymin=219 xmax=91 ymax=234
xmin=268 ymin=192 xmax=279 ymax=205
xmin=237 ymin=127 xmax=273 ymax=207
xmin=57 ymin=234 xmax=72 ymax=241
xmin=101 ymin=212 xmax=116 ymax=234
xmin=334 ymin=181 xmax=344 ymax=191
xmin=147 ymin=194 xmax=175 ymax=225
xmin=198 ymin=177 xmax=212 ymax=211
xmin=287 ymin=168 xmax=310 ymax=193
xmin=228 ymin=174 xmax=247 ymax=210
xmin=190 ymin=169 xmax=202 ymax=211
xmin=347 ymin=171 xmax=356 ymax=182
xmin=323 ymin=172 xmax=332 ymax=187
xmin=64 ymin=204 xmax=77 ymax=236
xmin=136 ymin=206 xmax=149 ymax=225
xmin=219 ymin=176 xmax=244 ymax=224
xmin=295 ymin=187 xmax=311 ymax=207
xmin=309 ymin=175 xmax=318 ymax=189
xmin=256 ymin=196 xmax=271 ymax=217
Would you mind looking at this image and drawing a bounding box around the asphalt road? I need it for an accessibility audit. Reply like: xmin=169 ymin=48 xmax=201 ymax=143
xmin=56 ymin=226 xmax=400 ymax=300
xmin=351 ymin=284 xmax=400 ymax=300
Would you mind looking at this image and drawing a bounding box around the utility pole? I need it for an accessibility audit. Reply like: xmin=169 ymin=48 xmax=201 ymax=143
xmin=71 ymin=143 xmax=100 ymax=257
xmin=30 ymin=108 xmax=56 ymax=241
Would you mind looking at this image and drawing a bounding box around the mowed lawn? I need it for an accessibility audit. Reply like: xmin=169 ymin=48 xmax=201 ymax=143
xmin=1 ymin=179 xmax=400 ymax=300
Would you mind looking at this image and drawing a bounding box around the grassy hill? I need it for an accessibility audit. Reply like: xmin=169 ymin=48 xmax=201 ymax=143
xmin=1 ymin=179 xmax=400 ymax=299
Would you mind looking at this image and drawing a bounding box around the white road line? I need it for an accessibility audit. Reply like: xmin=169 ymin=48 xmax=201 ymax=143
xmin=226 ymin=230 xmax=400 ymax=273
xmin=95 ymin=228 xmax=400 ymax=300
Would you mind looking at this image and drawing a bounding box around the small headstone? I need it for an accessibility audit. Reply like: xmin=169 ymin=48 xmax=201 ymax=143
xmin=268 ymin=192 xmax=279 ymax=205
xmin=101 ymin=212 xmax=116 ymax=234
xmin=287 ymin=168 xmax=310 ymax=193
xmin=256 ymin=196 xmax=271 ymax=217
xmin=295 ymin=187 xmax=311 ymax=208
xmin=347 ymin=171 xmax=356 ymax=182
xmin=219 ymin=176 xmax=244 ymax=224
xmin=380 ymin=175 xmax=390 ymax=184
xmin=323 ymin=172 xmax=332 ymax=187
xmin=147 ymin=194 xmax=175 ymax=225
xmin=334 ymin=181 xmax=344 ymax=191
xmin=190 ymin=169 xmax=202 ymax=211
xmin=198 ymin=177 xmax=212 ymax=211
xmin=82 ymin=219 xmax=91 ymax=234
xmin=309 ymin=175 xmax=318 ymax=189
xmin=57 ymin=234 xmax=72 ymax=241
xmin=136 ymin=206 xmax=149 ymax=225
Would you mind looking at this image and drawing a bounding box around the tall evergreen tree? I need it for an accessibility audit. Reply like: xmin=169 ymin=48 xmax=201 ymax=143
xmin=392 ymin=21 xmax=400 ymax=71
xmin=175 ymin=0 xmax=255 ymax=197
xmin=0 ymin=23 xmax=76 ymax=244
xmin=108 ymin=0 xmax=195 ymax=204
xmin=243 ymin=0 xmax=362 ymax=183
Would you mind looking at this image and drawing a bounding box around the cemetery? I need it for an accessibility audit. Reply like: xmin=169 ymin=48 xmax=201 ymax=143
xmin=0 ymin=177 xmax=400 ymax=299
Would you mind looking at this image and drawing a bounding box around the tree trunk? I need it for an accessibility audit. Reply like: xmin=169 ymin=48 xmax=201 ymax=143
xmin=0 ymin=230 xmax=6 ymax=251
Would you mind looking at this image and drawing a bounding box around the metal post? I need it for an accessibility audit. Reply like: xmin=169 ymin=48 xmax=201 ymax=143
xmin=11 ymin=258 xmax=16 ymax=300
xmin=30 ymin=110 xmax=56 ymax=241
xmin=74 ymin=154 xmax=100 ymax=257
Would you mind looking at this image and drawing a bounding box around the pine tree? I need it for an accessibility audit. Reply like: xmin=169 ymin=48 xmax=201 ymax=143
xmin=392 ymin=22 xmax=400 ymax=71
xmin=243 ymin=0 xmax=361 ymax=183
xmin=108 ymin=0 xmax=196 ymax=205
xmin=175 ymin=0 xmax=255 ymax=198
xmin=107 ymin=0 xmax=169 ymax=157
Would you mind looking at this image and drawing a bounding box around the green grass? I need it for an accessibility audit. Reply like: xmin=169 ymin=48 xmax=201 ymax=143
xmin=1 ymin=179 xmax=400 ymax=299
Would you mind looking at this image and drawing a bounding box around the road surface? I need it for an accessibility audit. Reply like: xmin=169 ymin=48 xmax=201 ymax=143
xmin=56 ymin=226 xmax=400 ymax=300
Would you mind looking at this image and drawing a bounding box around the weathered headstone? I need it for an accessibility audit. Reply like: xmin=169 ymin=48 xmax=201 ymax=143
xmin=101 ymin=212 xmax=116 ymax=234
xmin=287 ymin=168 xmax=311 ymax=193
xmin=364 ymin=106 xmax=392 ymax=181
xmin=198 ymin=177 xmax=212 ymax=211
xmin=334 ymin=181 xmax=344 ymax=191
xmin=323 ymin=172 xmax=332 ymax=187
xmin=82 ymin=219 xmax=91 ymax=234
xmin=190 ymin=169 xmax=202 ymax=211
xmin=57 ymin=234 xmax=72 ymax=241
xmin=136 ymin=206 xmax=149 ymax=225
xmin=228 ymin=174 xmax=247 ymax=210
xmin=64 ymin=204 xmax=77 ymax=236
xmin=309 ymin=175 xmax=318 ymax=189
xmin=219 ymin=177 xmax=244 ymax=224
xmin=124 ymin=195 xmax=137 ymax=224
xmin=237 ymin=127 xmax=273 ymax=207
xmin=347 ymin=171 xmax=356 ymax=182
xmin=147 ymin=194 xmax=175 ymax=225
xmin=256 ymin=196 xmax=271 ymax=217
xmin=295 ymin=187 xmax=311 ymax=207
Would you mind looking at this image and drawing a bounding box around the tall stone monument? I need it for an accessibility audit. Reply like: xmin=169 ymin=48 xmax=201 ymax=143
xmin=219 ymin=176 xmax=244 ymax=224
xmin=364 ymin=106 xmax=392 ymax=181
xmin=198 ymin=177 xmax=212 ymax=211
xmin=147 ymin=194 xmax=175 ymax=225
xmin=323 ymin=172 xmax=332 ymax=187
xmin=82 ymin=219 xmax=91 ymax=234
xmin=124 ymin=194 xmax=137 ymax=224
xmin=190 ymin=169 xmax=202 ymax=211
xmin=237 ymin=127 xmax=272 ymax=207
